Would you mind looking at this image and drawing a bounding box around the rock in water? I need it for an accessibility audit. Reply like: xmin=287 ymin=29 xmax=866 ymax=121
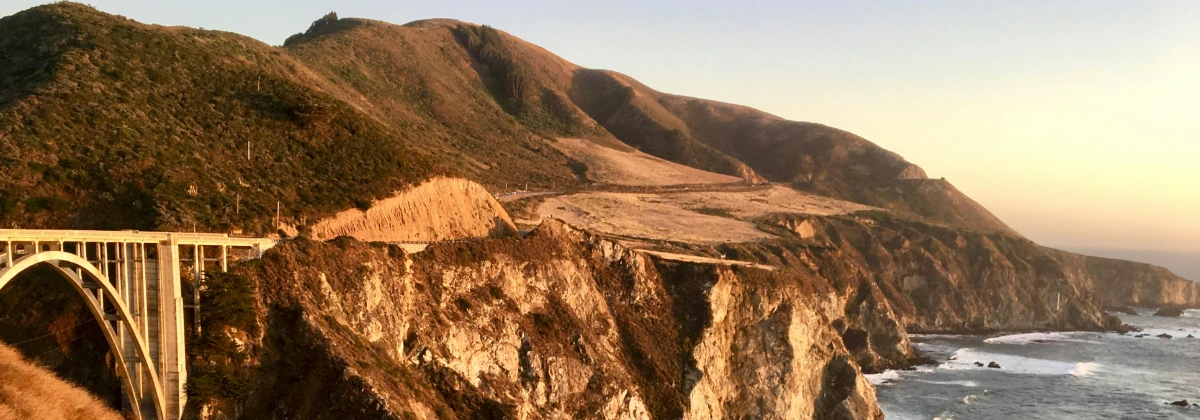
xmin=1169 ymin=399 xmax=1189 ymax=407
xmin=1154 ymin=307 xmax=1185 ymax=317
xmin=987 ymin=362 xmax=1001 ymax=369
xmin=974 ymin=362 xmax=985 ymax=367
xmin=1157 ymin=333 xmax=1173 ymax=339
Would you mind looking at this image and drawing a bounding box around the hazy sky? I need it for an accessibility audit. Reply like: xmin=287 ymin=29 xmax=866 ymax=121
xmin=4 ymin=0 xmax=1198 ymax=253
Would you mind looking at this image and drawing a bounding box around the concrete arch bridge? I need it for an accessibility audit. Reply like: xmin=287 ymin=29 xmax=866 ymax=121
xmin=0 ymin=229 xmax=277 ymax=420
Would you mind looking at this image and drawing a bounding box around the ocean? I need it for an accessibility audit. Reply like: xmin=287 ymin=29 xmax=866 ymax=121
xmin=872 ymin=309 xmax=1200 ymax=419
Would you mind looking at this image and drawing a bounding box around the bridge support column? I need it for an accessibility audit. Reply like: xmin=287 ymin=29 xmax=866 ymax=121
xmin=157 ymin=236 xmax=186 ymax=420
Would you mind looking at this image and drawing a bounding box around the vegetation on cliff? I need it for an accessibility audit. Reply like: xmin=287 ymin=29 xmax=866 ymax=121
xmin=1 ymin=3 xmax=1011 ymax=235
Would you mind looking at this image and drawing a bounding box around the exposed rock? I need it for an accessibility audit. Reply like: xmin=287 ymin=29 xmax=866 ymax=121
xmin=744 ymin=214 xmax=1120 ymax=335
xmin=974 ymin=362 xmax=984 ymax=367
xmin=1157 ymin=333 xmax=1173 ymax=339
xmin=1064 ymin=253 xmax=1200 ymax=309
xmin=987 ymin=362 xmax=1001 ymax=369
xmin=1169 ymin=399 xmax=1189 ymax=407
xmin=1114 ymin=324 xmax=1140 ymax=334
xmin=190 ymin=219 xmax=885 ymax=419
xmin=1153 ymin=307 xmax=1185 ymax=317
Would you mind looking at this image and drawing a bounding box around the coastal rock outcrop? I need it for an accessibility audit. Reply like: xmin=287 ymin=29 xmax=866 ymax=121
xmin=1153 ymin=307 xmax=1185 ymax=317
xmin=189 ymin=219 xmax=883 ymax=419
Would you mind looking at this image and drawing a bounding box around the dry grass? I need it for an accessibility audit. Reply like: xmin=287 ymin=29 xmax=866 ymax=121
xmin=0 ymin=344 xmax=122 ymax=420
xmin=529 ymin=186 xmax=872 ymax=244
xmin=550 ymin=137 xmax=742 ymax=186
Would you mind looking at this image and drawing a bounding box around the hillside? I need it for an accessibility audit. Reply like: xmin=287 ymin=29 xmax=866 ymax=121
xmin=1 ymin=4 xmax=1199 ymax=420
xmin=0 ymin=343 xmax=122 ymax=420
xmin=277 ymin=14 xmax=1018 ymax=235
xmin=0 ymin=3 xmax=1013 ymax=235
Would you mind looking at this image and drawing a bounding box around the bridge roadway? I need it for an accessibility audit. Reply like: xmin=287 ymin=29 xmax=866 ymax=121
xmin=0 ymin=229 xmax=277 ymax=420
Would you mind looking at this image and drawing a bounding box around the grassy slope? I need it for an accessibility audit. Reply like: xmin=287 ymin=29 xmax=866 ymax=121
xmin=283 ymin=18 xmax=587 ymax=190
xmin=286 ymin=16 xmax=1013 ymax=234
xmin=0 ymin=343 xmax=122 ymax=420
xmin=0 ymin=4 xmax=449 ymax=233
xmin=0 ymin=3 xmax=1013 ymax=236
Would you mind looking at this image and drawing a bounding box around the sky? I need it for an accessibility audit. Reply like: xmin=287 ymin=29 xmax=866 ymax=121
xmin=2 ymin=0 xmax=1198 ymax=255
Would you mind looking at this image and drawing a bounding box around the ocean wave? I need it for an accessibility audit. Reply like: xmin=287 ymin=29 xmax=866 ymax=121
xmin=865 ymin=370 xmax=901 ymax=385
xmin=1182 ymin=309 xmax=1199 ymax=318
xmin=914 ymin=379 xmax=979 ymax=387
xmin=940 ymin=348 xmax=1100 ymax=377
xmin=909 ymin=333 xmax=969 ymax=339
xmin=983 ymin=332 xmax=1101 ymax=345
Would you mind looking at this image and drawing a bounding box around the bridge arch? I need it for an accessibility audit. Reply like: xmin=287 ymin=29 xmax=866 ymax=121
xmin=0 ymin=251 xmax=167 ymax=420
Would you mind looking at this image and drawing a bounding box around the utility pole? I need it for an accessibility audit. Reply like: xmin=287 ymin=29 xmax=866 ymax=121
xmin=235 ymin=194 xmax=240 ymax=214
xmin=247 ymin=141 xmax=251 ymax=161
xmin=276 ymin=201 xmax=280 ymax=228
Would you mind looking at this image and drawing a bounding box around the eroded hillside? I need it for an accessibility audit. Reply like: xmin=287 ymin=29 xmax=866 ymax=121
xmin=309 ymin=177 xmax=517 ymax=242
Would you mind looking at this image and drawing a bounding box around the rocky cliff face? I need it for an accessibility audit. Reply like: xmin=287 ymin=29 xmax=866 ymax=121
xmin=190 ymin=219 xmax=883 ymax=419
xmin=1047 ymin=250 xmax=1200 ymax=308
xmin=737 ymin=214 xmax=1122 ymax=336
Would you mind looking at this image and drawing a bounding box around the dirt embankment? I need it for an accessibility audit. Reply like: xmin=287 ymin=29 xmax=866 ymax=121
xmin=310 ymin=177 xmax=517 ymax=242
xmin=0 ymin=344 xmax=122 ymax=420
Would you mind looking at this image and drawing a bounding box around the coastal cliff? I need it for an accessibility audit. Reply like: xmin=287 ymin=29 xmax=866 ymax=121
xmin=189 ymin=219 xmax=882 ymax=419
xmin=0 ymin=4 xmax=1197 ymax=419
xmin=1050 ymin=250 xmax=1200 ymax=308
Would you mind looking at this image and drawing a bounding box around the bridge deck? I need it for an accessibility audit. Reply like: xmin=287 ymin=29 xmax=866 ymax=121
xmin=0 ymin=229 xmax=277 ymax=248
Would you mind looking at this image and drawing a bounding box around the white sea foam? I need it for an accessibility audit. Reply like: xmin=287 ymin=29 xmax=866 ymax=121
xmin=865 ymin=370 xmax=901 ymax=385
xmin=983 ymin=332 xmax=1101 ymax=345
xmin=914 ymin=379 xmax=979 ymax=387
xmin=1069 ymin=362 xmax=1099 ymax=377
xmin=914 ymin=365 xmax=937 ymax=373
xmin=940 ymin=348 xmax=1100 ymax=377
xmin=908 ymin=333 xmax=968 ymax=339
xmin=1184 ymin=309 xmax=1200 ymax=318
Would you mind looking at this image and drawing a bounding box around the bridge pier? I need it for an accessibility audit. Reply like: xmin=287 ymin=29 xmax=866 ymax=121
xmin=0 ymin=230 xmax=276 ymax=420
